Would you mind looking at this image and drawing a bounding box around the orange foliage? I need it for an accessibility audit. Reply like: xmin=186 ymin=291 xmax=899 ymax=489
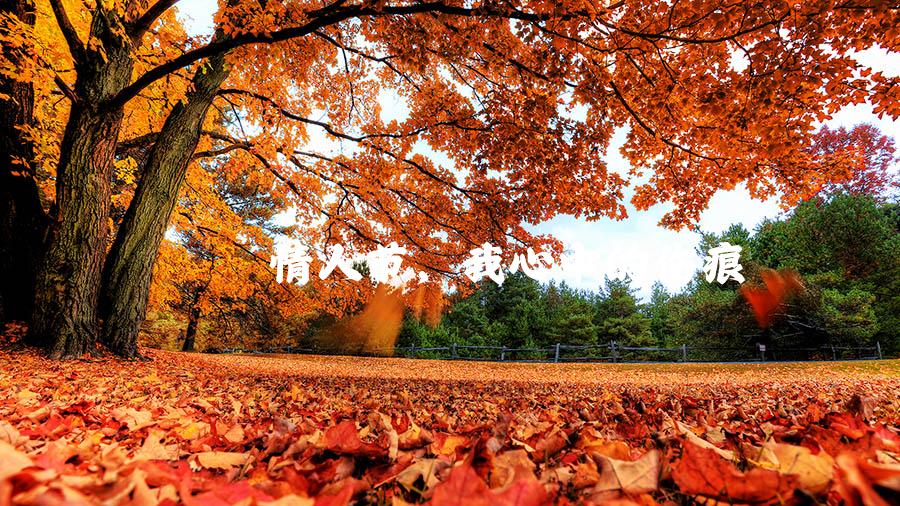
xmin=3 ymin=0 xmax=899 ymax=348
xmin=810 ymin=124 xmax=899 ymax=200
xmin=309 ymin=283 xmax=445 ymax=355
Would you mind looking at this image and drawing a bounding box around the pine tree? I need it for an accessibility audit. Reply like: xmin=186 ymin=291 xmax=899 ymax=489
xmin=594 ymin=276 xmax=653 ymax=347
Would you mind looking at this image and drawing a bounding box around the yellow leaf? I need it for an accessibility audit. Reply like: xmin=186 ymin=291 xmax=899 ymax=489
xmin=758 ymin=441 xmax=834 ymax=494
xmin=176 ymin=421 xmax=209 ymax=440
xmin=194 ymin=451 xmax=250 ymax=470
xmin=592 ymin=450 xmax=660 ymax=495
xmin=0 ymin=440 xmax=32 ymax=479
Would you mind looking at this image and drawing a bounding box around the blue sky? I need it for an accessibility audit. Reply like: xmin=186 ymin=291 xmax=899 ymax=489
xmin=175 ymin=1 xmax=899 ymax=300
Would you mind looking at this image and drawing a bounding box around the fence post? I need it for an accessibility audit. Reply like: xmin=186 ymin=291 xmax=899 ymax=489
xmin=681 ymin=344 xmax=687 ymax=362
xmin=500 ymin=347 xmax=506 ymax=361
xmin=451 ymin=343 xmax=458 ymax=359
xmin=877 ymin=341 xmax=883 ymax=360
xmin=409 ymin=345 xmax=416 ymax=358
xmin=611 ymin=341 xmax=618 ymax=363
xmin=831 ymin=345 xmax=836 ymax=361
xmin=758 ymin=343 xmax=766 ymax=362
xmin=554 ymin=343 xmax=560 ymax=363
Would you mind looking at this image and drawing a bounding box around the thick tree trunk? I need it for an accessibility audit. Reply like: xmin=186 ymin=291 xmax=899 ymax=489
xmin=100 ymin=52 xmax=229 ymax=357
xmin=29 ymin=10 xmax=135 ymax=358
xmin=30 ymin=105 xmax=123 ymax=357
xmin=0 ymin=0 xmax=47 ymax=324
xmin=182 ymin=305 xmax=200 ymax=352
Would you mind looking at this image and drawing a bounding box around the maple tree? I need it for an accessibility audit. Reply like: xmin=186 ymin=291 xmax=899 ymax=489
xmin=0 ymin=0 xmax=899 ymax=358
xmin=810 ymin=124 xmax=899 ymax=201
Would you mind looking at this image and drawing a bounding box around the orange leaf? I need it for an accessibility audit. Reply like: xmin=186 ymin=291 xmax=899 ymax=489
xmin=324 ymin=421 xmax=384 ymax=458
xmin=673 ymin=440 xmax=797 ymax=503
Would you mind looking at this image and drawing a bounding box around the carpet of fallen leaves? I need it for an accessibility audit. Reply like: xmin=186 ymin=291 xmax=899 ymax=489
xmin=2 ymin=349 xmax=900 ymax=506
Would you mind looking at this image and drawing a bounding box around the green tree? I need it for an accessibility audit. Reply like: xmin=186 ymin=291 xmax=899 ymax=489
xmin=594 ymin=275 xmax=652 ymax=347
xmin=752 ymin=194 xmax=899 ymax=349
xmin=478 ymin=272 xmax=548 ymax=349
xmin=668 ymin=224 xmax=764 ymax=357
xmin=644 ymin=282 xmax=675 ymax=347
xmin=669 ymin=278 xmax=758 ymax=351
xmin=442 ymin=292 xmax=492 ymax=346
xmin=396 ymin=315 xmax=457 ymax=356
xmin=820 ymin=288 xmax=880 ymax=344
xmin=543 ymin=282 xmax=596 ymax=346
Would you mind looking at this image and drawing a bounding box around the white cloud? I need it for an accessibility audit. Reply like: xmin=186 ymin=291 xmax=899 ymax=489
xmin=176 ymin=0 xmax=217 ymax=38
xmin=533 ymin=183 xmax=784 ymax=300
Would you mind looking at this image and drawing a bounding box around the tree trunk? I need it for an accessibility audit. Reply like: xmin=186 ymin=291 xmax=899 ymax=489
xmin=100 ymin=51 xmax=229 ymax=357
xmin=29 ymin=10 xmax=135 ymax=358
xmin=0 ymin=0 xmax=47 ymax=324
xmin=182 ymin=304 xmax=200 ymax=352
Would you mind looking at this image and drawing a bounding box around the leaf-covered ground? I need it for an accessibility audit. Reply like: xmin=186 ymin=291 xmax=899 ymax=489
xmin=1 ymin=349 xmax=899 ymax=505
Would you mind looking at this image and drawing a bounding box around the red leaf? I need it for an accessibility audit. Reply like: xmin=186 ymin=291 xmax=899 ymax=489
xmin=324 ymin=421 xmax=384 ymax=458
xmin=673 ymin=440 xmax=797 ymax=504
xmin=430 ymin=465 xmax=548 ymax=506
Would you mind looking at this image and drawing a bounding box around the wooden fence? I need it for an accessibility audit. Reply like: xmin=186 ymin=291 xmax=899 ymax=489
xmin=219 ymin=341 xmax=884 ymax=363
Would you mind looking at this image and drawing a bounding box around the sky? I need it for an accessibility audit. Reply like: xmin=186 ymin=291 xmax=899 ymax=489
xmin=175 ymin=1 xmax=899 ymax=300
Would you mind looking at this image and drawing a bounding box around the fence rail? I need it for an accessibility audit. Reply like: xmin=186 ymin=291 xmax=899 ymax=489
xmin=217 ymin=341 xmax=884 ymax=363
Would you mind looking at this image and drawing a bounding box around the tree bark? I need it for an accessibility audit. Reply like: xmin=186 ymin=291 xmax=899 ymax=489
xmin=0 ymin=0 xmax=47 ymax=324
xmin=100 ymin=51 xmax=230 ymax=357
xmin=29 ymin=9 xmax=135 ymax=358
xmin=182 ymin=304 xmax=200 ymax=352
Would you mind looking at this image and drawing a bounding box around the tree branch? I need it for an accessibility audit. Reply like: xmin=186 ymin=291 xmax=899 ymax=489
xmin=193 ymin=142 xmax=251 ymax=160
xmin=217 ymin=88 xmax=488 ymax=199
xmin=108 ymin=2 xmax=569 ymax=109
xmin=54 ymin=75 xmax=79 ymax=104
xmin=49 ymin=0 xmax=85 ymax=63
xmin=128 ymin=0 xmax=181 ymax=40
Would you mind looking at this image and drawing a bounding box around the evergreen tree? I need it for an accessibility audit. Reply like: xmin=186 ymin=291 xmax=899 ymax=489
xmin=544 ymin=282 xmax=596 ymax=346
xmin=751 ymin=194 xmax=898 ymax=349
xmin=645 ymin=282 xmax=674 ymax=347
xmin=594 ymin=275 xmax=653 ymax=347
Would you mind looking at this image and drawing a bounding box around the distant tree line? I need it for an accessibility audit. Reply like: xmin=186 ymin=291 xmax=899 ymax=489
xmin=130 ymin=124 xmax=897 ymax=356
xmin=396 ymin=193 xmax=900 ymax=356
xmin=141 ymin=191 xmax=898 ymax=357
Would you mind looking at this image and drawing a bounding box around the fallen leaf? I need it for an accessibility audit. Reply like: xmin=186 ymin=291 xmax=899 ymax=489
xmin=0 ymin=440 xmax=32 ymax=479
xmin=673 ymin=440 xmax=797 ymax=503
xmin=133 ymin=431 xmax=180 ymax=461
xmin=395 ymin=458 xmax=451 ymax=492
xmin=194 ymin=451 xmax=251 ymax=470
xmin=592 ymin=449 xmax=660 ymax=494
xmin=755 ymin=441 xmax=834 ymax=494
